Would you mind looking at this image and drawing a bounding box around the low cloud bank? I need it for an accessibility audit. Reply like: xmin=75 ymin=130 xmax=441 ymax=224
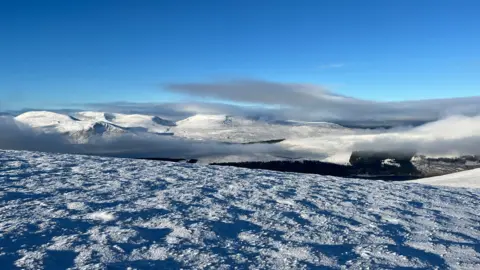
xmin=353 ymin=115 xmax=480 ymax=157
xmin=0 ymin=116 xmax=74 ymax=153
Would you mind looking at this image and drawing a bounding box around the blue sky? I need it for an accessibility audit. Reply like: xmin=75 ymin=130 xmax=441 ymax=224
xmin=1 ymin=0 xmax=479 ymax=110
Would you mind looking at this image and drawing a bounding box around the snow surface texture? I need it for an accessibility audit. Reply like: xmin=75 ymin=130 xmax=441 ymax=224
xmin=1 ymin=150 xmax=479 ymax=269
xmin=410 ymin=168 xmax=480 ymax=188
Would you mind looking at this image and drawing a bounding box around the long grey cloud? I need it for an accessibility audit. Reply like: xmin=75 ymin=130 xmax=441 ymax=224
xmin=164 ymin=79 xmax=480 ymax=123
xmin=7 ymin=79 xmax=480 ymax=127
xmin=85 ymin=101 xmax=287 ymax=122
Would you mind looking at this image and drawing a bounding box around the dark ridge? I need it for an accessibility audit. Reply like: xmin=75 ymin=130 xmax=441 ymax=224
xmin=103 ymin=112 xmax=116 ymax=122
xmin=242 ymin=139 xmax=285 ymax=145
xmin=333 ymin=120 xmax=430 ymax=129
xmin=138 ymin=151 xmax=480 ymax=181
xmin=412 ymin=155 xmax=480 ymax=176
xmin=350 ymin=150 xmax=416 ymax=165
xmin=152 ymin=116 xmax=177 ymax=126
xmin=212 ymin=160 xmax=352 ymax=177
xmin=140 ymin=157 xmax=198 ymax=163
xmin=211 ymin=160 xmax=421 ymax=181
xmin=218 ymin=139 xmax=285 ymax=145
xmin=68 ymin=115 xmax=80 ymax=121
xmin=419 ymin=155 xmax=480 ymax=163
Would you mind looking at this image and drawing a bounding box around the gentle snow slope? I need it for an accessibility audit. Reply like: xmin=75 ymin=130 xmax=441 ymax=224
xmin=15 ymin=111 xmax=90 ymax=133
xmin=411 ymin=168 xmax=480 ymax=188
xmin=174 ymin=114 xmax=350 ymax=143
xmin=74 ymin=111 xmax=175 ymax=133
xmin=0 ymin=150 xmax=479 ymax=269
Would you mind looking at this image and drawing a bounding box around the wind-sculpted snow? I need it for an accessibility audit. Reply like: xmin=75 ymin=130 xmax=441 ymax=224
xmin=0 ymin=150 xmax=479 ymax=269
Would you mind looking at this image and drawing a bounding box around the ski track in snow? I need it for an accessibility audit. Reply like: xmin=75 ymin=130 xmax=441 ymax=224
xmin=0 ymin=150 xmax=479 ymax=269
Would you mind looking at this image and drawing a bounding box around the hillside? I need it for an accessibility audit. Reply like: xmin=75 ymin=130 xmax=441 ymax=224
xmin=409 ymin=168 xmax=480 ymax=188
xmin=173 ymin=114 xmax=350 ymax=143
xmin=14 ymin=111 xmax=175 ymax=143
xmin=0 ymin=150 xmax=479 ymax=269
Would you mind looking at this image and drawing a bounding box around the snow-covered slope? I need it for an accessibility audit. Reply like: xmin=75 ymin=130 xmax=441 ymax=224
xmin=74 ymin=112 xmax=175 ymax=134
xmin=410 ymin=168 xmax=480 ymax=188
xmin=15 ymin=111 xmax=132 ymax=143
xmin=14 ymin=110 xmax=352 ymax=145
xmin=15 ymin=111 xmax=89 ymax=133
xmin=173 ymin=114 xmax=350 ymax=143
xmin=14 ymin=111 xmax=176 ymax=144
xmin=0 ymin=150 xmax=479 ymax=269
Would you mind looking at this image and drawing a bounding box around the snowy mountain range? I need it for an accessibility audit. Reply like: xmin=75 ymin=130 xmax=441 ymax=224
xmin=14 ymin=111 xmax=175 ymax=143
xmin=3 ymin=110 xmax=480 ymax=179
xmin=13 ymin=111 xmax=347 ymax=143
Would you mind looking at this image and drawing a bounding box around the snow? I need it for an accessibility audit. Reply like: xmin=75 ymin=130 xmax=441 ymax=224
xmin=87 ymin=212 xmax=117 ymax=222
xmin=382 ymin=159 xmax=401 ymax=167
xmin=15 ymin=111 xmax=90 ymax=133
xmin=1 ymin=149 xmax=479 ymax=269
xmin=410 ymin=168 xmax=480 ymax=188
xmin=15 ymin=111 xmax=174 ymax=142
xmin=74 ymin=112 xmax=175 ymax=134
xmin=173 ymin=114 xmax=351 ymax=143
xmin=14 ymin=111 xmax=351 ymax=147
xmin=8 ymin=111 xmax=480 ymax=167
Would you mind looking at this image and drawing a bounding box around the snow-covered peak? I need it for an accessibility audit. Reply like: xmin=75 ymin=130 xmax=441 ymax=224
xmin=110 ymin=113 xmax=176 ymax=127
xmin=16 ymin=111 xmax=79 ymax=125
xmin=15 ymin=111 xmax=176 ymax=138
xmin=68 ymin=121 xmax=128 ymax=143
xmin=281 ymin=119 xmax=344 ymax=128
xmin=75 ymin=111 xmax=176 ymax=131
xmin=15 ymin=111 xmax=87 ymax=133
xmin=176 ymin=114 xmax=255 ymax=128
xmin=87 ymin=121 xmax=125 ymax=135
xmin=74 ymin=111 xmax=116 ymax=122
xmin=172 ymin=114 xmax=353 ymax=143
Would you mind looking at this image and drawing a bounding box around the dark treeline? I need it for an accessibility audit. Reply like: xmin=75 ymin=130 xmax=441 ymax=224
xmin=142 ymin=157 xmax=198 ymax=163
xmin=140 ymin=151 xmax=480 ymax=181
xmin=211 ymin=160 xmax=421 ymax=181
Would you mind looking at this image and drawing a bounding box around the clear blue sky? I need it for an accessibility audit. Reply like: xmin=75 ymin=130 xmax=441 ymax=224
xmin=1 ymin=0 xmax=479 ymax=110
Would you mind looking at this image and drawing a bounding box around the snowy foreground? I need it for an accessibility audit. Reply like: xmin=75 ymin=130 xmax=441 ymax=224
xmin=1 ymin=150 xmax=479 ymax=269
